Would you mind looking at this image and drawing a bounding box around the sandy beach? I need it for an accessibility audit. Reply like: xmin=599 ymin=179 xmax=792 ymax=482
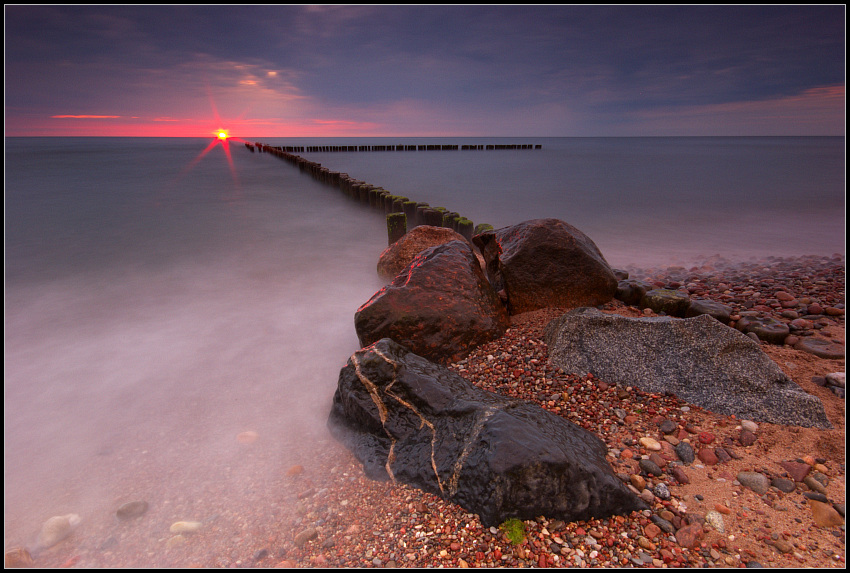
xmin=7 ymin=255 xmax=844 ymax=569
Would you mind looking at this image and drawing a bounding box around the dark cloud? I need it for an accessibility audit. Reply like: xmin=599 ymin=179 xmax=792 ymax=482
xmin=4 ymin=5 xmax=844 ymax=136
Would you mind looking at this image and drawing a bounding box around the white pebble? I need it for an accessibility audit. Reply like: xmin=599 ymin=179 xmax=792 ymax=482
xmin=37 ymin=514 xmax=81 ymax=549
xmin=169 ymin=520 xmax=203 ymax=534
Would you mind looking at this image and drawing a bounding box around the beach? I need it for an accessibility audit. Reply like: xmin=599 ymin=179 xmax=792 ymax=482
xmin=11 ymin=254 xmax=844 ymax=569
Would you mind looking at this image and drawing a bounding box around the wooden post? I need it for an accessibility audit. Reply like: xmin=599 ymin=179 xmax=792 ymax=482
xmin=387 ymin=212 xmax=406 ymax=245
xmin=402 ymin=201 xmax=418 ymax=228
xmin=457 ymin=218 xmax=474 ymax=240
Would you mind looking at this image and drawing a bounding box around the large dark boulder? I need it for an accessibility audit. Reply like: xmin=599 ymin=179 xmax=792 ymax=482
xmin=355 ymin=240 xmax=508 ymax=364
xmin=544 ymin=308 xmax=831 ymax=428
xmin=473 ymin=218 xmax=617 ymax=314
xmin=327 ymin=338 xmax=647 ymax=527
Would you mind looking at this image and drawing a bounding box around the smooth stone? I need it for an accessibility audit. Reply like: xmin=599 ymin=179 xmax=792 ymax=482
xmin=771 ymin=477 xmax=796 ymax=493
xmin=803 ymin=475 xmax=828 ymax=494
xmin=825 ymin=372 xmax=845 ymax=388
xmin=739 ymin=429 xmax=757 ymax=446
xmin=294 ymin=527 xmax=319 ymax=547
xmin=737 ymin=471 xmax=770 ymax=495
xmin=794 ymin=338 xmax=845 ymax=359
xmin=740 ymin=420 xmax=758 ymax=433
xmin=639 ymin=458 xmax=663 ymax=477
xmin=37 ymin=514 xmax=81 ymax=549
xmin=809 ymin=500 xmax=844 ymax=528
xmin=670 ymin=466 xmax=690 ymax=485
xmin=116 ymin=500 xmax=149 ymax=521
xmin=630 ymin=474 xmax=647 ymax=490
xmin=675 ymin=442 xmax=695 ymax=464
xmin=639 ymin=437 xmax=662 ymax=451
xmin=697 ymin=448 xmax=718 ymax=465
xmin=169 ymin=521 xmax=203 ymax=534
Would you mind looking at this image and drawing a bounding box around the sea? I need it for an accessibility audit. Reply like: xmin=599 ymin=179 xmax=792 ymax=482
xmin=3 ymin=136 xmax=845 ymax=560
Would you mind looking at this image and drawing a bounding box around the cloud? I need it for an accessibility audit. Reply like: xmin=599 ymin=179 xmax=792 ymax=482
xmin=51 ymin=115 xmax=122 ymax=119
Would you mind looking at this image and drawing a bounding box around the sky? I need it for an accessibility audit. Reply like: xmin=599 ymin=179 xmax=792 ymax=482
xmin=4 ymin=5 xmax=846 ymax=137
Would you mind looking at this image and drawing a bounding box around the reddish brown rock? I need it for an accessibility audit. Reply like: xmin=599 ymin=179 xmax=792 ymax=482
xmin=809 ymin=499 xmax=845 ymax=528
xmin=780 ymin=461 xmax=812 ymax=482
xmin=473 ymin=218 xmax=617 ymax=314
xmin=670 ymin=466 xmax=690 ymax=485
xmin=697 ymin=448 xmax=718 ymax=465
xmin=675 ymin=523 xmax=705 ymax=548
xmin=355 ymin=241 xmax=509 ymax=364
xmin=377 ymin=225 xmax=474 ymax=280
xmin=739 ymin=429 xmax=757 ymax=446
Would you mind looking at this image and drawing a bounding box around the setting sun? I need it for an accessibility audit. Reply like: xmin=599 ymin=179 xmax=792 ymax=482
xmin=217 ymin=130 xmax=228 ymax=140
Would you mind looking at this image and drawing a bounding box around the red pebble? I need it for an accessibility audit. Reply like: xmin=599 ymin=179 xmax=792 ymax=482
xmin=698 ymin=431 xmax=715 ymax=444
xmin=538 ymin=554 xmax=548 ymax=568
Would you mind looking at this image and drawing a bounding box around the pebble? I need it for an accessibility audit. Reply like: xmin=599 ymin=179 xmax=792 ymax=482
xmin=4 ymin=547 xmax=33 ymax=568
xmin=771 ymin=477 xmax=796 ymax=493
xmin=670 ymin=465 xmax=690 ymax=484
xmin=630 ymin=474 xmax=646 ymax=490
xmin=809 ymin=500 xmax=845 ymax=528
xmin=704 ymin=510 xmax=726 ymax=534
xmin=37 ymin=514 xmax=81 ymax=549
xmin=639 ymin=458 xmax=663 ymax=476
xmin=169 ymin=521 xmax=203 ymax=534
xmin=739 ymin=429 xmax=758 ymax=446
xmin=737 ymin=471 xmax=770 ymax=495
xmin=740 ymin=420 xmax=758 ymax=432
xmin=653 ymin=483 xmax=670 ymax=500
xmin=116 ymin=500 xmax=149 ymax=521
xmin=237 ymin=431 xmax=259 ymax=444
xmin=639 ymin=437 xmax=662 ymax=451
xmin=779 ymin=461 xmax=811 ymax=482
xmin=294 ymin=527 xmax=318 ymax=547
xmin=675 ymin=441 xmax=695 ymax=464
xmin=697 ymin=448 xmax=718 ymax=465
xmin=803 ymin=475 xmax=827 ymax=494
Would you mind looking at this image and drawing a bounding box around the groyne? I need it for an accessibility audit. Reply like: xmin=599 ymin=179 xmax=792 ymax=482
xmin=246 ymin=142 xmax=535 ymax=244
xmin=246 ymin=143 xmax=541 ymax=153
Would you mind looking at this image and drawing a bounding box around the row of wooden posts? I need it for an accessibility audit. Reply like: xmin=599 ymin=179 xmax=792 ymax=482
xmin=246 ymin=143 xmax=541 ymax=153
xmin=246 ymin=141 xmax=505 ymax=245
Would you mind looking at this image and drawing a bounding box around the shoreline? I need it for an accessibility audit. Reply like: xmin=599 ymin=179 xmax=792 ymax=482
xmin=10 ymin=254 xmax=844 ymax=568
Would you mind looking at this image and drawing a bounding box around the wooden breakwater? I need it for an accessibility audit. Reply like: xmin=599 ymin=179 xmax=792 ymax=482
xmin=245 ymin=143 xmax=541 ymax=153
xmin=246 ymin=141 xmax=527 ymax=245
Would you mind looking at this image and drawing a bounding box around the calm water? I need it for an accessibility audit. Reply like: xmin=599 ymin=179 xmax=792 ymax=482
xmin=3 ymin=136 xmax=844 ymax=554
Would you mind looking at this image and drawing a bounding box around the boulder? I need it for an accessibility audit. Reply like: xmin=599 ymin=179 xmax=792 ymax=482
xmin=327 ymin=338 xmax=647 ymax=527
xmin=544 ymin=308 xmax=831 ymax=428
xmin=473 ymin=218 xmax=617 ymax=314
xmin=355 ymin=240 xmax=508 ymax=364
xmin=377 ymin=225 xmax=474 ymax=280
